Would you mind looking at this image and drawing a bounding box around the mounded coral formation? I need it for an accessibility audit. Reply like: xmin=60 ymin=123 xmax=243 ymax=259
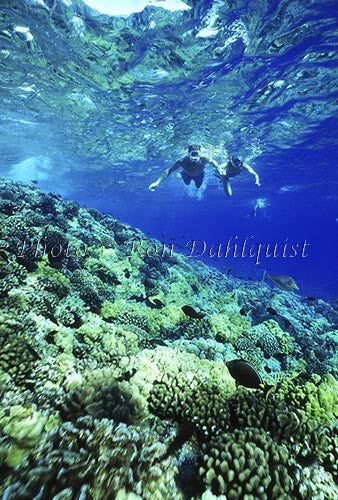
xmin=148 ymin=372 xmax=337 ymax=497
xmin=0 ymin=311 xmax=38 ymax=386
xmin=2 ymin=418 xmax=182 ymax=500
xmin=199 ymin=428 xmax=295 ymax=498
xmin=59 ymin=368 xmax=144 ymax=425
xmin=234 ymin=319 xmax=294 ymax=372
xmin=0 ymin=178 xmax=337 ymax=498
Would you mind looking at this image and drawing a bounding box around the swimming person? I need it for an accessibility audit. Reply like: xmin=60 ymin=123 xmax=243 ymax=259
xmin=218 ymin=155 xmax=261 ymax=197
xmin=148 ymin=145 xmax=220 ymax=191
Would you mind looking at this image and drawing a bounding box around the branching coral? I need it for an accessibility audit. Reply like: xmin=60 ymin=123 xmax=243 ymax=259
xmin=148 ymin=370 xmax=337 ymax=498
xmin=0 ymin=312 xmax=38 ymax=385
xmin=306 ymin=424 xmax=338 ymax=481
xmin=273 ymin=373 xmax=338 ymax=425
xmin=3 ymin=418 xmax=182 ymax=500
xmin=171 ymin=318 xmax=212 ymax=341
xmin=54 ymin=293 xmax=87 ymax=327
xmin=71 ymin=269 xmax=114 ymax=311
xmin=209 ymin=311 xmax=251 ymax=344
xmin=148 ymin=373 xmax=232 ymax=440
xmin=116 ymin=309 xmax=152 ymax=336
xmin=0 ymin=404 xmax=47 ymax=468
xmin=234 ymin=320 xmax=294 ymax=372
xmin=35 ymin=262 xmax=71 ymax=298
xmin=0 ymin=256 xmax=27 ymax=298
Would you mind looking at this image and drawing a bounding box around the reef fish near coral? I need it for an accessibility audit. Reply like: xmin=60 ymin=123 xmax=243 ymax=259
xmin=226 ymin=359 xmax=265 ymax=390
xmin=181 ymin=305 xmax=206 ymax=319
xmin=146 ymin=296 xmax=165 ymax=309
xmin=263 ymin=271 xmax=299 ymax=292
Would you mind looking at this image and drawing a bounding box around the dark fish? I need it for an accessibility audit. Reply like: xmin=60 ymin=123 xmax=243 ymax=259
xmin=0 ymin=249 xmax=10 ymax=261
xmin=146 ymin=296 xmax=165 ymax=309
xmin=305 ymin=297 xmax=317 ymax=301
xmin=226 ymin=359 xmax=265 ymax=390
xmin=116 ymin=368 xmax=136 ymax=382
xmin=31 ymin=179 xmax=39 ymax=185
xmin=124 ymin=269 xmax=131 ymax=278
xmin=181 ymin=305 xmax=206 ymax=320
xmin=227 ymin=268 xmax=232 ymax=275
xmin=297 ymin=453 xmax=318 ymax=468
xmin=129 ymin=294 xmax=145 ymax=303
xmin=267 ymin=307 xmax=278 ymax=315
xmin=27 ymin=343 xmax=40 ymax=360
xmin=281 ymin=317 xmax=292 ymax=328
xmin=239 ymin=308 xmax=248 ymax=316
xmin=148 ymin=338 xmax=167 ymax=347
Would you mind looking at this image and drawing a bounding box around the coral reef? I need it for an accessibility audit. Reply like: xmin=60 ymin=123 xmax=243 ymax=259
xmin=0 ymin=178 xmax=337 ymax=498
xmin=199 ymin=428 xmax=295 ymax=498
xmin=2 ymin=418 xmax=182 ymax=500
xmin=59 ymin=368 xmax=144 ymax=425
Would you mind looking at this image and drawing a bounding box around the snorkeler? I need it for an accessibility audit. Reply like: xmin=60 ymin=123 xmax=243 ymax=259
xmin=148 ymin=145 xmax=220 ymax=191
xmin=217 ymin=155 xmax=261 ymax=197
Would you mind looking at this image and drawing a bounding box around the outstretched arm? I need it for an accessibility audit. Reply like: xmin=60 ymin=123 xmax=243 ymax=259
xmin=148 ymin=161 xmax=181 ymax=191
xmin=206 ymin=158 xmax=224 ymax=176
xmin=242 ymin=162 xmax=261 ymax=186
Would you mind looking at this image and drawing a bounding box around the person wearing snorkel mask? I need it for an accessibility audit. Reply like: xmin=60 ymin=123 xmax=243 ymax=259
xmin=217 ymin=155 xmax=261 ymax=197
xmin=148 ymin=145 xmax=220 ymax=191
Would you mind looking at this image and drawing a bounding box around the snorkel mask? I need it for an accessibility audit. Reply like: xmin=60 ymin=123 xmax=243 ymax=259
xmin=188 ymin=144 xmax=202 ymax=161
xmin=230 ymin=155 xmax=242 ymax=167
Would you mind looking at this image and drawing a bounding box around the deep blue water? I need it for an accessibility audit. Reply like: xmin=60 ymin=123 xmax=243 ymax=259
xmin=0 ymin=0 xmax=337 ymax=298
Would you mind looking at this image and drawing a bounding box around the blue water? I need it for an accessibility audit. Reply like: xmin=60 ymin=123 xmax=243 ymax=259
xmin=1 ymin=0 xmax=337 ymax=298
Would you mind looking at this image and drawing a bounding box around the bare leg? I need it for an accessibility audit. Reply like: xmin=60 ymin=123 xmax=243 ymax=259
xmin=222 ymin=177 xmax=232 ymax=196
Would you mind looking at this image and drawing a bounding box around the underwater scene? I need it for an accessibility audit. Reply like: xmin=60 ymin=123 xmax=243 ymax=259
xmin=0 ymin=0 xmax=337 ymax=499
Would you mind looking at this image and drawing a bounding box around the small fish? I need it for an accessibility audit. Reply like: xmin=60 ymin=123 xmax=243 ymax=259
xmin=226 ymin=359 xmax=266 ymax=390
xmin=296 ymin=441 xmax=318 ymax=467
xmin=267 ymin=306 xmax=278 ymax=315
xmin=262 ymin=271 xmax=299 ymax=292
xmin=278 ymin=315 xmax=298 ymax=335
xmin=146 ymin=296 xmax=165 ymax=309
xmin=227 ymin=268 xmax=232 ymax=275
xmin=239 ymin=308 xmax=252 ymax=316
xmin=116 ymin=368 xmax=136 ymax=382
xmin=0 ymin=249 xmax=10 ymax=261
xmin=129 ymin=294 xmax=145 ymax=303
xmin=304 ymin=296 xmax=317 ymax=302
xmin=296 ymin=452 xmax=318 ymax=468
xmin=124 ymin=269 xmax=131 ymax=278
xmin=31 ymin=179 xmax=39 ymax=185
xmin=148 ymin=338 xmax=167 ymax=347
xmin=181 ymin=305 xmax=206 ymax=320
xmin=281 ymin=316 xmax=292 ymax=328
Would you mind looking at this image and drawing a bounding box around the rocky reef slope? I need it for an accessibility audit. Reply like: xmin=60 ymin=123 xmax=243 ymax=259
xmin=0 ymin=178 xmax=337 ymax=499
